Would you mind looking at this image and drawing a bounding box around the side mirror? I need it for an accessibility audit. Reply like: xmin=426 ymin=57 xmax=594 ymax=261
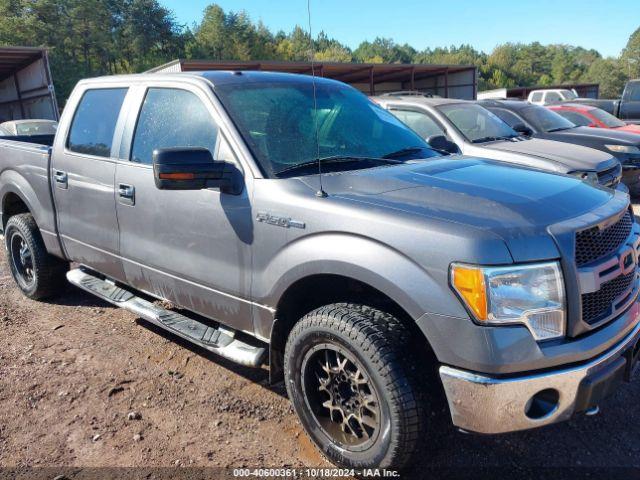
xmin=512 ymin=123 xmax=533 ymax=136
xmin=427 ymin=134 xmax=459 ymax=154
xmin=152 ymin=148 xmax=242 ymax=194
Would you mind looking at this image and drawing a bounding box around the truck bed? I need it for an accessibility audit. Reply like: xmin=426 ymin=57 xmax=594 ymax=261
xmin=0 ymin=137 xmax=59 ymax=255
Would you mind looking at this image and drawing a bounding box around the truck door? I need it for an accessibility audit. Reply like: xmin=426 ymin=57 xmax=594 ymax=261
xmin=52 ymin=86 xmax=130 ymax=280
xmin=114 ymin=85 xmax=254 ymax=334
xmin=619 ymin=82 xmax=640 ymax=124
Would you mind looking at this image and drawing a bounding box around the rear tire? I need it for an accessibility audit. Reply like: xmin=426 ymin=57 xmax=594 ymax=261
xmin=4 ymin=213 xmax=68 ymax=300
xmin=284 ymin=303 xmax=430 ymax=471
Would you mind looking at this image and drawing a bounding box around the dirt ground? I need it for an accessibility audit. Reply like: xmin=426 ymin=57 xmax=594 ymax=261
xmin=1 ymin=217 xmax=640 ymax=478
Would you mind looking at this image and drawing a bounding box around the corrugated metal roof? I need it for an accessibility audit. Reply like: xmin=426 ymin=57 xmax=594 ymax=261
xmin=0 ymin=46 xmax=46 ymax=81
xmin=148 ymin=59 xmax=475 ymax=85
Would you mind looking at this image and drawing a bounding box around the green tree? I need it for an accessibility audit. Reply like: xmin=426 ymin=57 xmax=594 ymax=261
xmin=353 ymin=37 xmax=411 ymax=63
xmin=621 ymin=27 xmax=640 ymax=78
xmin=585 ymin=58 xmax=628 ymax=98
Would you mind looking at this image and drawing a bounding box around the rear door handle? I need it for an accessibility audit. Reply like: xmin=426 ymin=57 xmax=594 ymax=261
xmin=118 ymin=183 xmax=135 ymax=205
xmin=54 ymin=170 xmax=68 ymax=189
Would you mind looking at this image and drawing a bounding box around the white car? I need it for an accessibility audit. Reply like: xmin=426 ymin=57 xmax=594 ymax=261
xmin=527 ymin=89 xmax=578 ymax=105
xmin=0 ymin=119 xmax=58 ymax=136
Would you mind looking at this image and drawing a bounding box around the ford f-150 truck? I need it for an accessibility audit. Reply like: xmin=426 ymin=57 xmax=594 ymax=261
xmin=1 ymin=71 xmax=639 ymax=471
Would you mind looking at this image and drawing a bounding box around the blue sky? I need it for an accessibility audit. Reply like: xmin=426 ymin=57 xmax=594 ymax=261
xmin=160 ymin=0 xmax=638 ymax=58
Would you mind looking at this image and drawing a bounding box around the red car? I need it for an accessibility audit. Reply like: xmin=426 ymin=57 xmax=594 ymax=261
xmin=548 ymin=103 xmax=640 ymax=134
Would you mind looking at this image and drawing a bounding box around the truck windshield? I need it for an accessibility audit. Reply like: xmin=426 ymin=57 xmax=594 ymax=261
xmin=559 ymin=89 xmax=577 ymax=100
xmin=213 ymin=80 xmax=439 ymax=178
xmin=437 ymin=103 xmax=519 ymax=143
xmin=520 ymin=105 xmax=576 ymax=132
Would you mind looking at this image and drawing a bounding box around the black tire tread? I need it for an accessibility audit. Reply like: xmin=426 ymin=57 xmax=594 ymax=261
xmin=285 ymin=303 xmax=429 ymax=470
xmin=4 ymin=213 xmax=68 ymax=300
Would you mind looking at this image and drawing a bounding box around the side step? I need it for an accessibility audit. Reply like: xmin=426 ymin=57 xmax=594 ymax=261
xmin=66 ymin=268 xmax=267 ymax=367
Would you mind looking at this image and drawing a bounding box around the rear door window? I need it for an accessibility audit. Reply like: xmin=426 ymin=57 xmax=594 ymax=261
xmin=67 ymin=88 xmax=128 ymax=157
xmin=530 ymin=92 xmax=543 ymax=102
xmin=544 ymin=92 xmax=561 ymax=103
xmin=131 ymin=88 xmax=218 ymax=165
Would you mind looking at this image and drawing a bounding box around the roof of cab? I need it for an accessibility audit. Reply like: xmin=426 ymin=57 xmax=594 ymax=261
xmin=478 ymin=99 xmax=531 ymax=110
xmin=80 ymin=70 xmax=348 ymax=89
xmin=374 ymin=95 xmax=468 ymax=107
xmin=548 ymin=103 xmax=596 ymax=112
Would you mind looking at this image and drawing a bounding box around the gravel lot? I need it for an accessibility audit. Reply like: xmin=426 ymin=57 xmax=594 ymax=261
xmin=1 ymin=210 xmax=639 ymax=478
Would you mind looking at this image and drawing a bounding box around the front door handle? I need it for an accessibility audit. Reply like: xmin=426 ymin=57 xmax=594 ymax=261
xmin=54 ymin=170 xmax=68 ymax=189
xmin=118 ymin=183 xmax=135 ymax=205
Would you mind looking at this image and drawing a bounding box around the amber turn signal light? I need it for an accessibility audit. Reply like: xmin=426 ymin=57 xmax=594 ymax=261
xmin=158 ymin=172 xmax=196 ymax=180
xmin=451 ymin=264 xmax=488 ymax=321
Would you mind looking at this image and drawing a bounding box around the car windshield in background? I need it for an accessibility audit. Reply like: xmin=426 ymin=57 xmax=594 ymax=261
xmin=521 ymin=106 xmax=576 ymax=132
xmin=559 ymin=89 xmax=578 ymax=100
xmin=15 ymin=121 xmax=57 ymax=136
xmin=590 ymin=108 xmax=626 ymax=128
xmin=437 ymin=103 xmax=518 ymax=143
xmin=214 ymin=80 xmax=439 ymax=178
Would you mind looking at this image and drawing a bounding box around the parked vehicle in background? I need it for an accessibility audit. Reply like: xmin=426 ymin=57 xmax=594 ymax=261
xmin=373 ymin=94 xmax=623 ymax=190
xmin=564 ymin=80 xmax=640 ymax=124
xmin=481 ymin=99 xmax=640 ymax=194
xmin=548 ymin=104 xmax=640 ymax=134
xmin=527 ymin=88 xmax=578 ymax=105
xmin=2 ymin=71 xmax=640 ymax=471
xmin=0 ymin=119 xmax=57 ymax=136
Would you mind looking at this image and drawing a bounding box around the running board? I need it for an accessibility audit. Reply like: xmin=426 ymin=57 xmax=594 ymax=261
xmin=66 ymin=268 xmax=266 ymax=367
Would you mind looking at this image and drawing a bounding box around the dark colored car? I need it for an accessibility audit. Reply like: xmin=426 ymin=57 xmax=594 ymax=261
xmin=480 ymin=99 xmax=640 ymax=194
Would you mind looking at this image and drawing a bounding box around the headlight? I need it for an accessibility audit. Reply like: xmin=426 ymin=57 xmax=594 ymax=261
xmin=572 ymin=171 xmax=599 ymax=185
xmin=450 ymin=262 xmax=566 ymax=341
xmin=606 ymin=145 xmax=640 ymax=154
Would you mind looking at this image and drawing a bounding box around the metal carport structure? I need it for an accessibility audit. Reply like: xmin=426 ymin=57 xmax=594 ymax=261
xmin=148 ymin=60 xmax=478 ymax=100
xmin=0 ymin=46 xmax=59 ymax=121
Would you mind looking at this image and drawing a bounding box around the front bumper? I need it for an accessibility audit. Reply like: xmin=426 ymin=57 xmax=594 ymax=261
xmin=439 ymin=316 xmax=640 ymax=434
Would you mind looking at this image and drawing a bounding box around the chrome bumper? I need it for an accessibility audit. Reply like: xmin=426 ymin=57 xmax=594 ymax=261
xmin=439 ymin=317 xmax=640 ymax=434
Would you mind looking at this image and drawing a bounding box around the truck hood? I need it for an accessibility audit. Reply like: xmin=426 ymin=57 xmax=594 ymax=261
xmin=308 ymin=157 xmax=624 ymax=262
xmin=550 ymin=126 xmax=640 ymax=146
xmin=480 ymin=137 xmax=615 ymax=170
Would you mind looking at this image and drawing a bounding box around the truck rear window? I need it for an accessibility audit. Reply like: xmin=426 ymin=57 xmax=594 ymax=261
xmin=67 ymin=88 xmax=127 ymax=158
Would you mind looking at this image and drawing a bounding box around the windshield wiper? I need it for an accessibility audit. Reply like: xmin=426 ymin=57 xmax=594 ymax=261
xmin=548 ymin=126 xmax=576 ymax=132
xmin=275 ymin=156 xmax=397 ymax=178
xmin=382 ymin=146 xmax=430 ymax=159
xmin=471 ymin=135 xmax=514 ymax=144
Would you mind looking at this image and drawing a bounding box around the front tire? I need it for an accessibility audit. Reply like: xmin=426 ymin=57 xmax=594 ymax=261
xmin=284 ymin=303 xmax=430 ymax=470
xmin=4 ymin=213 xmax=68 ymax=300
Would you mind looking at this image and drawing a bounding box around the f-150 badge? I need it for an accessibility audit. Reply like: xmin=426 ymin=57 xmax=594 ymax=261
xmin=256 ymin=212 xmax=305 ymax=229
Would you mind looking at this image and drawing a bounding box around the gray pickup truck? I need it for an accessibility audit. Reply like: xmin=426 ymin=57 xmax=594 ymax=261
xmin=1 ymin=71 xmax=640 ymax=471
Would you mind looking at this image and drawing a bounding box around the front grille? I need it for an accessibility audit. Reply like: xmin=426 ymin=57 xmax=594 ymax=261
xmin=575 ymin=211 xmax=633 ymax=267
xmin=582 ymin=271 xmax=636 ymax=325
xmin=597 ymin=163 xmax=622 ymax=188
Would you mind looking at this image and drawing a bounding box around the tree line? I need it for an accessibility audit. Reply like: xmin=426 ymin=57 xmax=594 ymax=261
xmin=1 ymin=0 xmax=639 ymax=103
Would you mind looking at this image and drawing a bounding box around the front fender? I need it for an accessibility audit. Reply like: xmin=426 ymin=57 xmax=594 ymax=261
xmin=255 ymin=232 xmax=469 ymax=326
